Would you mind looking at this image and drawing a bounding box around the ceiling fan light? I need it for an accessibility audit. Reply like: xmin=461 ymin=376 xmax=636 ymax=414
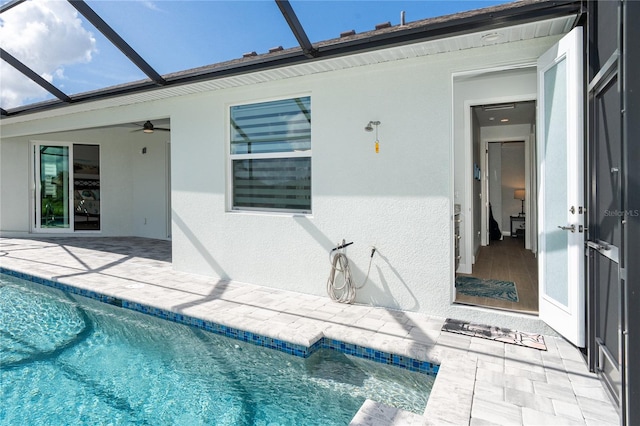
xmin=142 ymin=120 xmax=154 ymax=133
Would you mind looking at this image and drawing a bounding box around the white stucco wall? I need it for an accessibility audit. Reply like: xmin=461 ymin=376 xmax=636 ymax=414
xmin=0 ymin=34 xmax=566 ymax=334
xmin=0 ymin=138 xmax=30 ymax=232
xmin=168 ymin=35 xmax=561 ymax=332
xmin=0 ymin=128 xmax=169 ymax=239
xmin=168 ymin=57 xmax=452 ymax=313
xmin=131 ymin=135 xmax=171 ymax=239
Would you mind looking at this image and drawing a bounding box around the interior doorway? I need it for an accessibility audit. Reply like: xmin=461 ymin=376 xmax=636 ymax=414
xmin=455 ymin=100 xmax=539 ymax=314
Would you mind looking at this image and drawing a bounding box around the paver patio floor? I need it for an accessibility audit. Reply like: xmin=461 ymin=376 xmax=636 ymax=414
xmin=0 ymin=237 xmax=619 ymax=425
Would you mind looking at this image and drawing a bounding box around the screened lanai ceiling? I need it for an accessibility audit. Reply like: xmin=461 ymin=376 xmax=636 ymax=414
xmin=0 ymin=0 xmax=582 ymax=119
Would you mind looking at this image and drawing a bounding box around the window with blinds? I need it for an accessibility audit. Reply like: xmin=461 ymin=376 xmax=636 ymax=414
xmin=230 ymin=96 xmax=311 ymax=213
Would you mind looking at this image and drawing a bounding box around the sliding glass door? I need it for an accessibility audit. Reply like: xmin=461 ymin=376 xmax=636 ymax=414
xmin=33 ymin=142 xmax=100 ymax=232
xmin=37 ymin=144 xmax=71 ymax=229
xmin=72 ymin=144 xmax=101 ymax=231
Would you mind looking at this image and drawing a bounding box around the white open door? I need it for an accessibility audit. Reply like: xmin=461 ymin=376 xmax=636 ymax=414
xmin=537 ymin=27 xmax=585 ymax=347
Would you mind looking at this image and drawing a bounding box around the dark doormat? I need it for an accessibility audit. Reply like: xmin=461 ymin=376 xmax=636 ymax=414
xmin=455 ymin=276 xmax=519 ymax=302
xmin=442 ymin=318 xmax=546 ymax=350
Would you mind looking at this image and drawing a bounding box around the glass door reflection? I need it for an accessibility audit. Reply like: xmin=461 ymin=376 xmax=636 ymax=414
xmin=39 ymin=145 xmax=70 ymax=229
xmin=73 ymin=144 xmax=101 ymax=231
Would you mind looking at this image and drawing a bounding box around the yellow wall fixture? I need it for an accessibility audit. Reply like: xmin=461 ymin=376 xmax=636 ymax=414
xmin=364 ymin=121 xmax=381 ymax=153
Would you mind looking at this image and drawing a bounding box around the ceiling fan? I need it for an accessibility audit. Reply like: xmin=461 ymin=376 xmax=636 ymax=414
xmin=131 ymin=120 xmax=170 ymax=133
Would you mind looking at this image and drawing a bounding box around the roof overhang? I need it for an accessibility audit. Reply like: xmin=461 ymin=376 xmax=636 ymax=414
xmin=0 ymin=0 xmax=582 ymax=122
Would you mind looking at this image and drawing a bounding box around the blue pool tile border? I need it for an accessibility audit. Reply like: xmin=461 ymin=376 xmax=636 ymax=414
xmin=0 ymin=268 xmax=439 ymax=376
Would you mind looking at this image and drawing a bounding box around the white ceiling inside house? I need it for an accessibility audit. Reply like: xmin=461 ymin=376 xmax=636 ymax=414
xmin=473 ymin=100 xmax=536 ymax=127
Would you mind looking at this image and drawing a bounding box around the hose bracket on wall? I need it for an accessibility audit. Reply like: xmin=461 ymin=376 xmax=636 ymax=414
xmin=326 ymin=239 xmax=376 ymax=304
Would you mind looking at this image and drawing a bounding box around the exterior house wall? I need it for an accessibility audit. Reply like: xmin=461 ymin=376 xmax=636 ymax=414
xmin=168 ymin=35 xmax=561 ymax=332
xmin=0 ymin=138 xmax=30 ymax=232
xmin=0 ymin=34 xmax=564 ymax=333
xmin=0 ymin=129 xmax=169 ymax=239
xmin=131 ymin=135 xmax=171 ymax=239
xmin=169 ymin=58 xmax=452 ymax=313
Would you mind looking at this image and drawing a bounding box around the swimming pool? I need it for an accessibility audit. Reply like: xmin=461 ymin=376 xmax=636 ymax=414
xmin=1 ymin=274 xmax=434 ymax=425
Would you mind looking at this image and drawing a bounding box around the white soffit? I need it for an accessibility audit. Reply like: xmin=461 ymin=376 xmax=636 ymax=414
xmin=3 ymin=15 xmax=575 ymax=126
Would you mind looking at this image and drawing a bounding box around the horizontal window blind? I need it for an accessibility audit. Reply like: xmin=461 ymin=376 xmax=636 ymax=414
xmin=231 ymin=97 xmax=311 ymax=154
xmin=233 ymin=158 xmax=311 ymax=211
xmin=230 ymin=96 xmax=311 ymax=213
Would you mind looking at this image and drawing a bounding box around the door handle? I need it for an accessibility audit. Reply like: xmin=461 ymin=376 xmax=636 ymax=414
xmin=558 ymin=224 xmax=576 ymax=233
xmin=587 ymin=241 xmax=610 ymax=251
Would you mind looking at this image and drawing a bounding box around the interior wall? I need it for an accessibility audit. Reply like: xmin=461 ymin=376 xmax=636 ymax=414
xmin=481 ymin=124 xmax=532 ymax=240
xmin=454 ymin=68 xmax=539 ymax=274
xmin=500 ymin=142 xmax=526 ymax=233
xmin=473 ymin=115 xmax=482 ymax=258
xmin=488 ymin=143 xmax=503 ymax=234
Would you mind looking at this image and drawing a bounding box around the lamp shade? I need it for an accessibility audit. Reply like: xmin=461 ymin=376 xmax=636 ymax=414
xmin=514 ymin=189 xmax=525 ymax=200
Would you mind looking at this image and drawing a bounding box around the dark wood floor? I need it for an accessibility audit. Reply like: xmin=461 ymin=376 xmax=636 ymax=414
xmin=455 ymin=236 xmax=538 ymax=314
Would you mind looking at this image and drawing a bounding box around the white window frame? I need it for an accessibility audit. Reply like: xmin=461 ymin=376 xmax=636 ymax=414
xmin=227 ymin=95 xmax=312 ymax=214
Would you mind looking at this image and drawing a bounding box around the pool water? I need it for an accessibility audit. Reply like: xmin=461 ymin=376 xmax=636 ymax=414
xmin=0 ymin=275 xmax=434 ymax=425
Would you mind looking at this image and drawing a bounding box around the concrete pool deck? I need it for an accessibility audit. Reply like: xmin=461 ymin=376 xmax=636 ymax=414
xmin=0 ymin=237 xmax=619 ymax=425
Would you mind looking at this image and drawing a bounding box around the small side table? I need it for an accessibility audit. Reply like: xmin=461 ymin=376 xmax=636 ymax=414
xmin=510 ymin=215 xmax=525 ymax=238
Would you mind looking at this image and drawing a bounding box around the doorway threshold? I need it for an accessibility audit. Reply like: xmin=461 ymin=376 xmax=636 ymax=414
xmin=453 ymin=300 xmax=538 ymax=316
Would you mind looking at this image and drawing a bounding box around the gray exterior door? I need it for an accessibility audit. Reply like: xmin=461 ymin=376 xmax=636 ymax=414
xmin=586 ymin=1 xmax=639 ymax=424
